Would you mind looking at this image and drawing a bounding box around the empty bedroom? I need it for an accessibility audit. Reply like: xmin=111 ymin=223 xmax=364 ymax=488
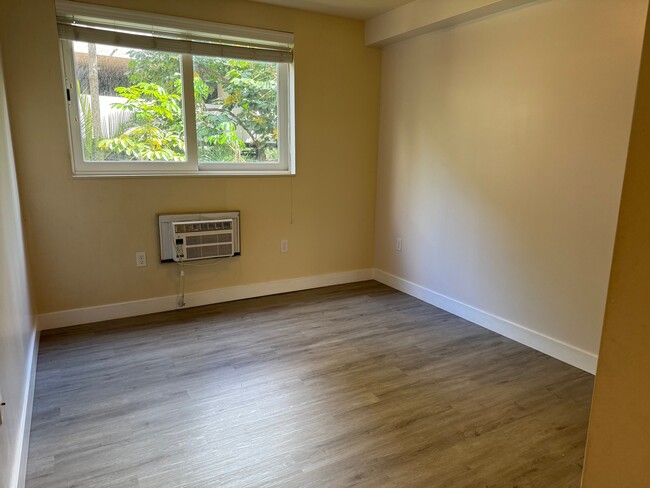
xmin=1 ymin=0 xmax=649 ymax=486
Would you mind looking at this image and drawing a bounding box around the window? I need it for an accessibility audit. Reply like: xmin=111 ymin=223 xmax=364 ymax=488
xmin=56 ymin=0 xmax=295 ymax=176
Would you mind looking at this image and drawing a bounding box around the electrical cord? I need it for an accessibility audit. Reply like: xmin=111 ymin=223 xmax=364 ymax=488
xmin=177 ymin=264 xmax=186 ymax=308
xmin=175 ymin=258 xmax=231 ymax=308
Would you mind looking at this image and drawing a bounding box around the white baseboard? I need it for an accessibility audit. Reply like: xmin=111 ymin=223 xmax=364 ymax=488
xmin=37 ymin=269 xmax=374 ymax=331
xmin=373 ymin=269 xmax=598 ymax=374
xmin=36 ymin=267 xmax=597 ymax=373
xmin=11 ymin=326 xmax=39 ymax=488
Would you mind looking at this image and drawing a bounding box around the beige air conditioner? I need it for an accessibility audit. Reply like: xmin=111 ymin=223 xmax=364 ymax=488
xmin=158 ymin=211 xmax=240 ymax=263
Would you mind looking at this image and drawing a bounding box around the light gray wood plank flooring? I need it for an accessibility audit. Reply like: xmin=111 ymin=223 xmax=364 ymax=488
xmin=26 ymin=281 xmax=594 ymax=487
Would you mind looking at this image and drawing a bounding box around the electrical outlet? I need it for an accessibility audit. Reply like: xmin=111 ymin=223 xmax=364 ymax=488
xmin=136 ymin=251 xmax=147 ymax=267
xmin=396 ymin=238 xmax=403 ymax=252
xmin=281 ymin=240 xmax=289 ymax=253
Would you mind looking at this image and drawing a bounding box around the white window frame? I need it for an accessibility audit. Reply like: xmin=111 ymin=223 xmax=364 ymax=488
xmin=57 ymin=0 xmax=295 ymax=177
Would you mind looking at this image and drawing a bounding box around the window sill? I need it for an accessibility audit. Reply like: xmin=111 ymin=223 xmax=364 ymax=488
xmin=72 ymin=170 xmax=295 ymax=178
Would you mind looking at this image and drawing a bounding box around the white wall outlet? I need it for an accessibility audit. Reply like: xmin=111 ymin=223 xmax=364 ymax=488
xmin=136 ymin=251 xmax=147 ymax=267
xmin=396 ymin=238 xmax=403 ymax=252
xmin=281 ymin=240 xmax=289 ymax=253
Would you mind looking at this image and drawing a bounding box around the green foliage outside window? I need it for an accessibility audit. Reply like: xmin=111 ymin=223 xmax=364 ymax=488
xmin=98 ymin=82 xmax=186 ymax=161
xmin=81 ymin=47 xmax=279 ymax=163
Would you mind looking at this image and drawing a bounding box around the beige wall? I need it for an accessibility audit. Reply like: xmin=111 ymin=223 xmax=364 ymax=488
xmin=0 ymin=47 xmax=35 ymax=488
xmin=582 ymin=8 xmax=650 ymax=486
xmin=365 ymin=0 xmax=538 ymax=46
xmin=0 ymin=0 xmax=381 ymax=315
xmin=374 ymin=0 xmax=647 ymax=357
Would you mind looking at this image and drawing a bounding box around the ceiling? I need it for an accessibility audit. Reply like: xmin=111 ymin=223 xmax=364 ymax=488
xmin=249 ymin=0 xmax=414 ymax=20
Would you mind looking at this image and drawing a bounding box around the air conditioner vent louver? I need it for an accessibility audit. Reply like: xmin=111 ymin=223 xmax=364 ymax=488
xmin=172 ymin=219 xmax=234 ymax=262
xmin=175 ymin=221 xmax=232 ymax=233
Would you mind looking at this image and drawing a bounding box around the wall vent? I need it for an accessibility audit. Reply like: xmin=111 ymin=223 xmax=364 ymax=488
xmin=158 ymin=211 xmax=240 ymax=263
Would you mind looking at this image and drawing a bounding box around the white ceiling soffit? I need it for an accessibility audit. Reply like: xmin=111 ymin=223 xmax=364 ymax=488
xmin=248 ymin=0 xmax=415 ymax=20
xmin=365 ymin=0 xmax=540 ymax=46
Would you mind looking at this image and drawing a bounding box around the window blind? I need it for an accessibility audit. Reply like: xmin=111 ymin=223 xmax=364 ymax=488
xmin=55 ymin=0 xmax=294 ymax=63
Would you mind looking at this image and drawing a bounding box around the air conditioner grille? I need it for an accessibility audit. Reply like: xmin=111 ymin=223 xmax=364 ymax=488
xmin=186 ymin=234 xmax=223 ymax=245
xmin=171 ymin=218 xmax=235 ymax=262
xmin=186 ymin=243 xmax=233 ymax=260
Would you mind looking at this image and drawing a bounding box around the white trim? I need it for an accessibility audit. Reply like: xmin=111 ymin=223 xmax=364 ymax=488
xmin=59 ymin=38 xmax=295 ymax=177
xmin=276 ymin=63 xmax=291 ymax=172
xmin=373 ymin=269 xmax=598 ymax=374
xmin=35 ymin=267 xmax=596 ymax=372
xmin=37 ymin=269 xmax=374 ymax=330
xmin=71 ymin=170 xmax=294 ymax=178
xmin=287 ymin=63 xmax=296 ymax=174
xmin=10 ymin=327 xmax=39 ymax=488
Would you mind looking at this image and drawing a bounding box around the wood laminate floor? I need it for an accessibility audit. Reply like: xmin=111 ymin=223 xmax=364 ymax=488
xmin=26 ymin=281 xmax=594 ymax=487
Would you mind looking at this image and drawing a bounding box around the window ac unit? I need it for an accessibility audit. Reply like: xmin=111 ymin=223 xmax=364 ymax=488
xmin=158 ymin=211 xmax=240 ymax=263
xmin=172 ymin=219 xmax=235 ymax=262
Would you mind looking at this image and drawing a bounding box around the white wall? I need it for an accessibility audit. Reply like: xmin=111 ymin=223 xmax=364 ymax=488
xmin=0 ymin=47 xmax=36 ymax=488
xmin=374 ymin=0 xmax=647 ymax=368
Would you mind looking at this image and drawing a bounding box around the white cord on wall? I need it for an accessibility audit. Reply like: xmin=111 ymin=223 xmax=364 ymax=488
xmin=175 ymin=258 xmax=231 ymax=308
xmin=177 ymin=265 xmax=186 ymax=308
